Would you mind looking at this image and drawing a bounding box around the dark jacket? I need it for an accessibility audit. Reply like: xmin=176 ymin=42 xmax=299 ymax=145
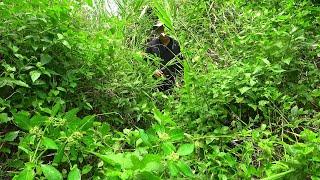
xmin=145 ymin=36 xmax=183 ymax=78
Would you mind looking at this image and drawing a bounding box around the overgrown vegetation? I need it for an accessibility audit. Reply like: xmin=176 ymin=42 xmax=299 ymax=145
xmin=0 ymin=0 xmax=320 ymax=179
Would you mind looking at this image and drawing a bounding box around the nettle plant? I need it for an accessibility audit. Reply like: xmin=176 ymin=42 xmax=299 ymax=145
xmin=0 ymin=0 xmax=86 ymax=112
xmin=11 ymin=108 xmax=94 ymax=179
xmin=161 ymin=0 xmax=320 ymax=178
xmin=5 ymin=105 xmax=196 ymax=179
xmin=0 ymin=0 xmax=157 ymax=123
xmin=1 ymin=0 xmax=320 ymax=179
xmin=91 ymin=108 xmax=196 ymax=179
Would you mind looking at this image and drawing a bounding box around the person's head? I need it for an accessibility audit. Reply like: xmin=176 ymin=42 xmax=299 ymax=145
xmin=153 ymin=21 xmax=166 ymax=38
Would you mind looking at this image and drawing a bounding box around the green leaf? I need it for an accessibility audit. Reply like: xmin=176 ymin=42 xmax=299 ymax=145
xmin=3 ymin=63 xmax=16 ymax=72
xmin=13 ymin=167 xmax=35 ymax=180
xmin=67 ymin=115 xmax=94 ymax=132
xmin=153 ymin=108 xmax=163 ymax=125
xmin=177 ymin=143 xmax=194 ymax=156
xmin=300 ymin=129 xmax=317 ymax=142
xmin=3 ymin=131 xmax=19 ymax=141
xmin=68 ymin=166 xmax=81 ymax=180
xmin=258 ymin=100 xmax=269 ymax=107
xmin=40 ymin=54 xmax=52 ymax=65
xmin=139 ymin=129 xmax=152 ymax=146
xmin=62 ymin=40 xmax=71 ymax=49
xmin=130 ymin=155 xmax=145 ymax=171
xmin=0 ymin=78 xmax=8 ymax=88
xmin=169 ymin=129 xmax=184 ymax=141
xmin=79 ymin=115 xmax=94 ymax=131
xmin=11 ymin=45 xmax=19 ymax=53
xmin=218 ymin=174 xmax=228 ymax=180
xmin=41 ymin=164 xmax=63 ymax=180
xmin=291 ymin=106 xmax=299 ymax=116
xmin=153 ymin=108 xmax=175 ymax=126
xmin=57 ymin=33 xmax=64 ymax=40
xmin=261 ymin=58 xmax=270 ymax=65
xmin=85 ymin=0 xmax=93 ymax=6
xmin=261 ymin=169 xmax=295 ymax=180
xmin=30 ymin=70 xmax=41 ymax=82
xmin=51 ymin=103 xmax=61 ymax=117
xmin=152 ymin=0 xmax=174 ymax=31
xmin=13 ymin=111 xmax=30 ymax=131
xmin=14 ymin=53 xmax=25 ymax=59
xmin=161 ymin=142 xmax=175 ymax=155
xmin=18 ymin=146 xmax=32 ymax=156
xmin=143 ymin=161 xmax=162 ymax=172
xmin=0 ymin=113 xmax=9 ymax=123
xmin=81 ymin=165 xmax=92 ymax=175
xmin=176 ymin=161 xmax=193 ymax=177
xmin=168 ymin=161 xmax=179 ymax=177
xmin=40 ymin=107 xmax=52 ymax=115
xmin=11 ymin=79 xmax=29 ymax=87
xmin=91 ymin=152 xmax=133 ymax=169
xmin=42 ymin=137 xmax=58 ymax=150
xmin=53 ymin=144 xmax=65 ymax=164
xmin=283 ymin=58 xmax=291 ymax=65
xmin=29 ymin=115 xmax=46 ymax=127
xmin=140 ymin=154 xmax=163 ymax=173
xmin=135 ymin=171 xmax=161 ymax=180
xmin=64 ymin=108 xmax=80 ymax=121
xmin=239 ymin=86 xmax=250 ymax=94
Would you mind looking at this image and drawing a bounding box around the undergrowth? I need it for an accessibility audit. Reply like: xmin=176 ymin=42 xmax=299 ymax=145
xmin=0 ymin=0 xmax=319 ymax=179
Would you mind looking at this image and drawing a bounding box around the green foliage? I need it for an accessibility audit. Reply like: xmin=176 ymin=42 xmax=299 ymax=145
xmin=152 ymin=0 xmax=174 ymax=31
xmin=1 ymin=0 xmax=320 ymax=179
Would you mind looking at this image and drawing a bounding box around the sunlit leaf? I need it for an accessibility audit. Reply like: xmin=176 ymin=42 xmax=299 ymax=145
xmin=143 ymin=161 xmax=162 ymax=172
xmin=13 ymin=167 xmax=34 ymax=180
xmin=13 ymin=80 xmax=30 ymax=88
xmin=62 ymin=40 xmax=71 ymax=49
xmin=152 ymin=0 xmax=174 ymax=31
xmin=0 ymin=113 xmax=9 ymax=123
xmin=51 ymin=103 xmax=61 ymax=117
xmin=169 ymin=129 xmax=184 ymax=141
xmin=91 ymin=152 xmax=133 ymax=169
xmin=176 ymin=161 xmax=193 ymax=177
xmin=42 ymin=137 xmax=58 ymax=150
xmin=140 ymin=129 xmax=152 ymax=146
xmin=161 ymin=142 xmax=176 ymax=155
xmin=0 ymin=78 xmax=30 ymax=88
xmin=177 ymin=143 xmax=194 ymax=156
xmin=57 ymin=33 xmax=64 ymax=40
xmin=153 ymin=108 xmax=175 ymax=126
xmin=168 ymin=161 xmax=179 ymax=177
xmin=68 ymin=166 xmax=81 ymax=180
xmin=81 ymin=165 xmax=92 ymax=175
xmin=30 ymin=70 xmax=41 ymax=82
xmin=41 ymin=164 xmax=63 ymax=180
xmin=239 ymin=86 xmax=250 ymax=94
xmin=261 ymin=58 xmax=270 ymax=65
xmin=3 ymin=131 xmax=19 ymax=141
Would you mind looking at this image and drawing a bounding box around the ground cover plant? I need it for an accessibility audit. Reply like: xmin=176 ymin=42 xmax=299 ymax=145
xmin=0 ymin=0 xmax=320 ymax=179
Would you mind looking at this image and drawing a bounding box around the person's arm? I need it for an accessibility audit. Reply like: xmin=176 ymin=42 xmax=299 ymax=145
xmin=145 ymin=43 xmax=165 ymax=78
xmin=144 ymin=40 xmax=161 ymax=64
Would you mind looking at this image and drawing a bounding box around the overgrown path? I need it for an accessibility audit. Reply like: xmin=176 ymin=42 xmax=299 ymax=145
xmin=0 ymin=0 xmax=319 ymax=179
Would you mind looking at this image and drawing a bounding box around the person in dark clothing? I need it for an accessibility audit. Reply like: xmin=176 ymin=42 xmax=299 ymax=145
xmin=145 ymin=21 xmax=183 ymax=92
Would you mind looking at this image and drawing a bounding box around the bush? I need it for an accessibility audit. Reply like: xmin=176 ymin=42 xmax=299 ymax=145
xmin=1 ymin=0 xmax=320 ymax=179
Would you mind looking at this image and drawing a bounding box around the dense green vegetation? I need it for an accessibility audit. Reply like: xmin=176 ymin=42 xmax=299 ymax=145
xmin=1 ymin=0 xmax=320 ymax=179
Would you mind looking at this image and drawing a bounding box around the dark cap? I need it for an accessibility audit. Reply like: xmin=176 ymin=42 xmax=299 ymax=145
xmin=153 ymin=21 xmax=164 ymax=30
